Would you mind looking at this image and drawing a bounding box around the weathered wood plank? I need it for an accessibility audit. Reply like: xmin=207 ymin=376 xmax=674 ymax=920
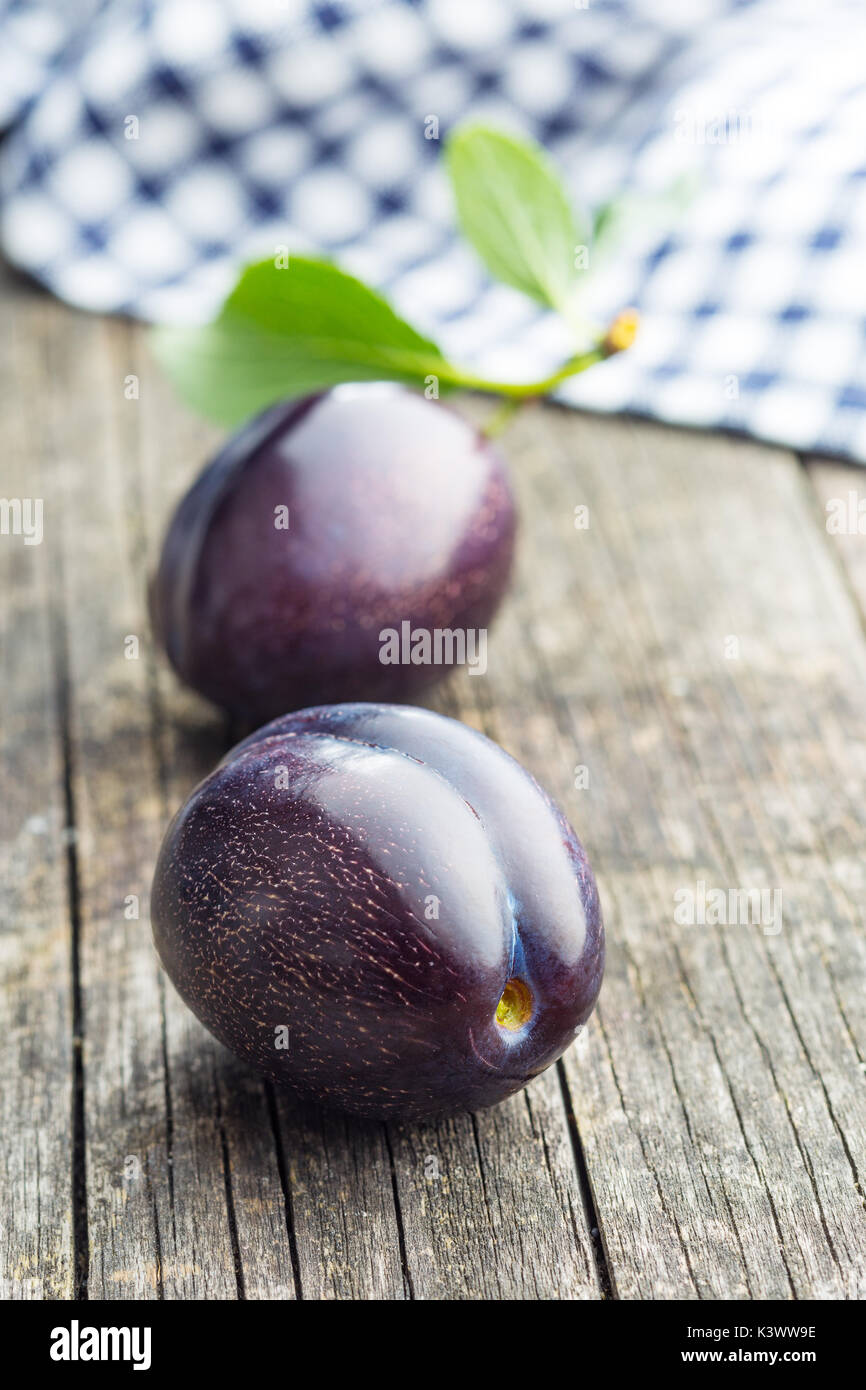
xmin=34 ymin=301 xmax=223 ymax=1298
xmin=0 ymin=277 xmax=75 ymax=1299
xmin=273 ymin=1095 xmax=406 ymax=1300
xmin=386 ymin=1067 xmax=600 ymax=1300
xmin=24 ymin=300 xmax=298 ymax=1298
xmin=490 ymin=406 xmax=866 ymax=1298
xmin=805 ymin=456 xmax=866 ymax=1234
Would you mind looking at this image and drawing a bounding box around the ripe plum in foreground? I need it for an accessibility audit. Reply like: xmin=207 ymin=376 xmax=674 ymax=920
xmin=151 ymin=703 xmax=604 ymax=1120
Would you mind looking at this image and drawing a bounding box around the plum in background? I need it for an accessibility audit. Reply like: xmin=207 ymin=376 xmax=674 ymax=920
xmin=151 ymin=703 xmax=604 ymax=1121
xmin=150 ymin=385 xmax=516 ymax=722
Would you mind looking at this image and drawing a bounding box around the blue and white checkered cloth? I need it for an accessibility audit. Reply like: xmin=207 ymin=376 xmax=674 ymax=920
xmin=2 ymin=0 xmax=866 ymax=460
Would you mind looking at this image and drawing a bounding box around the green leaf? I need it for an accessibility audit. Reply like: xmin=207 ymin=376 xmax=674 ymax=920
xmin=445 ymin=124 xmax=586 ymax=316
xmin=151 ymin=256 xmax=453 ymax=426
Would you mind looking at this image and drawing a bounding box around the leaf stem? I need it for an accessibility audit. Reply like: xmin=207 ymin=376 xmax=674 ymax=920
xmin=441 ymin=346 xmax=606 ymax=401
xmin=439 ymin=310 xmax=639 ymax=402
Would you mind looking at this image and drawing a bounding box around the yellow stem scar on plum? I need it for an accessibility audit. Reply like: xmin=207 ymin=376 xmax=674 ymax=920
xmin=496 ymin=979 xmax=533 ymax=1031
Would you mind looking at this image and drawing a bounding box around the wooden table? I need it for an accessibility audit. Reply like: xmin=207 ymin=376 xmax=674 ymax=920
xmin=3 ymin=266 xmax=866 ymax=1301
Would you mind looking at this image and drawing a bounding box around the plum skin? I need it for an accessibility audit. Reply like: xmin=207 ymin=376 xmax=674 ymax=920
xmin=150 ymin=385 xmax=516 ymax=722
xmin=151 ymin=703 xmax=604 ymax=1121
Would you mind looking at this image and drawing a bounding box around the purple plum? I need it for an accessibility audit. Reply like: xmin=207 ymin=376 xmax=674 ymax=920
xmin=151 ymin=703 xmax=604 ymax=1120
xmin=150 ymin=385 xmax=516 ymax=721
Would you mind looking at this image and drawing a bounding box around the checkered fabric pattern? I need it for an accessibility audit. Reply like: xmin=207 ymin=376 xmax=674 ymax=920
xmin=1 ymin=0 xmax=865 ymax=460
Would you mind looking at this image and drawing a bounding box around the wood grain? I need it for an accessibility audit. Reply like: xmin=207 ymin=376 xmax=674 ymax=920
xmin=2 ymin=273 xmax=866 ymax=1299
xmin=0 ymin=278 xmax=75 ymax=1299
xmin=485 ymin=406 xmax=866 ymax=1298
